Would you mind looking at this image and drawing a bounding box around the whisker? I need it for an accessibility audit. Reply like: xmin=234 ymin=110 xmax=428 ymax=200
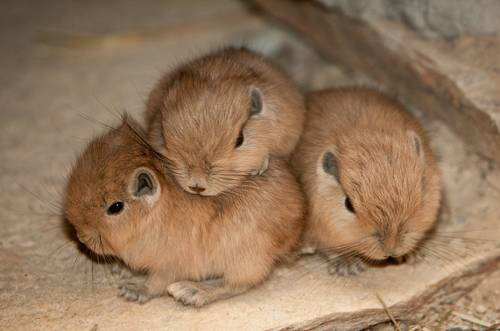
xmin=18 ymin=183 xmax=62 ymax=214
xmin=77 ymin=111 xmax=114 ymax=131
xmin=41 ymin=239 xmax=75 ymax=265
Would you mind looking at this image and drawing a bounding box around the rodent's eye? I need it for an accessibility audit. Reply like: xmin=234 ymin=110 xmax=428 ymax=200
xmin=235 ymin=130 xmax=244 ymax=148
xmin=107 ymin=201 xmax=124 ymax=215
xmin=345 ymin=197 xmax=355 ymax=213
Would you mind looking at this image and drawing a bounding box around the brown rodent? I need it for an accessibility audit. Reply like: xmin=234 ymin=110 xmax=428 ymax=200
xmin=146 ymin=47 xmax=305 ymax=196
xmin=292 ymin=87 xmax=442 ymax=276
xmin=63 ymin=116 xmax=305 ymax=306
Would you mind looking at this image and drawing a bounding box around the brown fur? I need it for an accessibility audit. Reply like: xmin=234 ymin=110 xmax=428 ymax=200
xmin=292 ymin=87 xmax=441 ymax=273
xmin=146 ymin=47 xmax=305 ymax=196
xmin=64 ymin=116 xmax=305 ymax=306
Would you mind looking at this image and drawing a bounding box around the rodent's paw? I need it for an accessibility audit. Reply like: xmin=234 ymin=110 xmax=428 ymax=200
xmin=327 ymin=256 xmax=367 ymax=276
xmin=251 ymin=156 xmax=269 ymax=176
xmin=167 ymin=281 xmax=210 ymax=307
xmin=258 ymin=157 xmax=269 ymax=176
xmin=111 ymin=263 xmax=134 ymax=279
xmin=118 ymin=281 xmax=152 ymax=304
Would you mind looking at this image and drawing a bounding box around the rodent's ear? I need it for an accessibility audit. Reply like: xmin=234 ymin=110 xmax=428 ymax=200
xmin=407 ymin=130 xmax=425 ymax=163
xmin=322 ymin=150 xmax=340 ymax=182
xmin=129 ymin=167 xmax=161 ymax=204
xmin=249 ymin=87 xmax=263 ymax=116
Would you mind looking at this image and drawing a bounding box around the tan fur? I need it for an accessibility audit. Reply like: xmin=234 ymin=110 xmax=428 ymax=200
xmin=292 ymin=87 xmax=441 ymax=271
xmin=146 ymin=47 xmax=305 ymax=196
xmin=64 ymin=116 xmax=305 ymax=306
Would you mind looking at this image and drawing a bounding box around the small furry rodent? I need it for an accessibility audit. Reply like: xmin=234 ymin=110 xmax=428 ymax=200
xmin=292 ymin=87 xmax=442 ymax=276
xmin=146 ymin=47 xmax=305 ymax=196
xmin=64 ymin=116 xmax=304 ymax=306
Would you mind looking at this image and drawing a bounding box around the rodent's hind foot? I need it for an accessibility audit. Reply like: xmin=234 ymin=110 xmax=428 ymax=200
xmin=167 ymin=278 xmax=247 ymax=307
xmin=118 ymin=281 xmax=153 ymax=304
xmin=327 ymin=256 xmax=367 ymax=276
xmin=167 ymin=281 xmax=209 ymax=307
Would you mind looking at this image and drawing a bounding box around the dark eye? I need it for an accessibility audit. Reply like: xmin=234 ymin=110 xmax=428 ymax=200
xmin=235 ymin=130 xmax=244 ymax=148
xmin=107 ymin=201 xmax=124 ymax=215
xmin=345 ymin=197 xmax=355 ymax=213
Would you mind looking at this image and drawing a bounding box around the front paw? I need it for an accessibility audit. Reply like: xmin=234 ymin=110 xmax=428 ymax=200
xmin=118 ymin=281 xmax=153 ymax=304
xmin=250 ymin=157 xmax=269 ymax=176
xmin=167 ymin=281 xmax=209 ymax=307
xmin=328 ymin=256 xmax=366 ymax=276
xmin=258 ymin=156 xmax=269 ymax=176
xmin=111 ymin=263 xmax=134 ymax=279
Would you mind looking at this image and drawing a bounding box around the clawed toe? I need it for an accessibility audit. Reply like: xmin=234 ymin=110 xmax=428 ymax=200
xmin=251 ymin=157 xmax=270 ymax=176
xmin=167 ymin=282 xmax=209 ymax=307
xmin=111 ymin=263 xmax=134 ymax=279
xmin=118 ymin=282 xmax=152 ymax=304
xmin=258 ymin=157 xmax=269 ymax=176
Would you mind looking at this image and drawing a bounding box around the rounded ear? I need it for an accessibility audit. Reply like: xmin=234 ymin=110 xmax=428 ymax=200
xmin=321 ymin=150 xmax=340 ymax=183
xmin=129 ymin=167 xmax=161 ymax=204
xmin=249 ymin=86 xmax=263 ymax=116
xmin=407 ymin=130 xmax=425 ymax=163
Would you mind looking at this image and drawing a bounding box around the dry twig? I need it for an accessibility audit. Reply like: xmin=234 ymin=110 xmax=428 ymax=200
xmin=452 ymin=311 xmax=492 ymax=328
xmin=375 ymin=292 xmax=402 ymax=331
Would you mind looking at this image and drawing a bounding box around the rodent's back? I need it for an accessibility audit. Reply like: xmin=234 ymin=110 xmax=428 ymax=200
xmin=305 ymin=88 xmax=433 ymax=153
xmin=293 ymin=87 xmax=441 ymax=260
xmin=296 ymin=87 xmax=438 ymax=184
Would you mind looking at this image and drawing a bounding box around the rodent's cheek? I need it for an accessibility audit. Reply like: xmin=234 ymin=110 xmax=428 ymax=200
xmin=361 ymin=239 xmax=387 ymax=260
xmin=99 ymin=217 xmax=134 ymax=256
xmin=312 ymin=190 xmax=356 ymax=236
xmin=321 ymin=188 xmax=356 ymax=222
xmin=98 ymin=236 xmax=115 ymax=256
xmin=173 ymin=174 xmax=189 ymax=190
xmin=169 ymin=170 xmax=192 ymax=193
xmin=163 ymin=155 xmax=189 ymax=181
xmin=99 ymin=229 xmax=127 ymax=257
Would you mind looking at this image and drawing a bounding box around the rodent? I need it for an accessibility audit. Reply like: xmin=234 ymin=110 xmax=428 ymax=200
xmin=145 ymin=47 xmax=305 ymax=196
xmin=63 ymin=116 xmax=305 ymax=306
xmin=292 ymin=87 xmax=442 ymax=276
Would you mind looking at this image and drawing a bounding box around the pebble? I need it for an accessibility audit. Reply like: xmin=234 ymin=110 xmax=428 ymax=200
xmin=475 ymin=304 xmax=487 ymax=314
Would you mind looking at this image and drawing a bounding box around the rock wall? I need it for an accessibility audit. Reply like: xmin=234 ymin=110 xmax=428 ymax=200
xmin=318 ymin=0 xmax=500 ymax=38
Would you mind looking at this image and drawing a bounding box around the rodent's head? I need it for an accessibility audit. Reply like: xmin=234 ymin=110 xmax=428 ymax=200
xmin=314 ymin=130 xmax=441 ymax=261
xmin=63 ymin=117 xmax=165 ymax=260
xmin=161 ymin=78 xmax=270 ymax=196
xmin=153 ymin=48 xmax=305 ymax=196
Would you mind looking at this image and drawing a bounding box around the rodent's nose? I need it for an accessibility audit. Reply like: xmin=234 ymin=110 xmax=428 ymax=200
xmin=189 ymin=185 xmax=206 ymax=193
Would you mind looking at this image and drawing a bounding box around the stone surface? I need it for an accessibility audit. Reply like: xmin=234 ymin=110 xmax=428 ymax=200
xmin=1 ymin=1 xmax=500 ymax=330
xmin=255 ymin=0 xmax=500 ymax=165
xmin=317 ymin=0 xmax=500 ymax=38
